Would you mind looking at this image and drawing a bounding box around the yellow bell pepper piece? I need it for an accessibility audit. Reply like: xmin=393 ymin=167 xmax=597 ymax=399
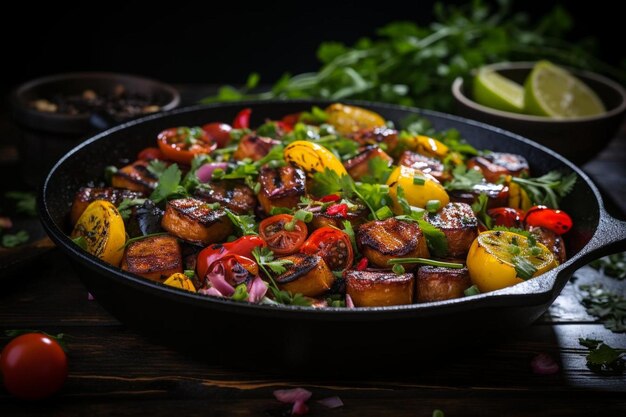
xmin=325 ymin=103 xmax=386 ymax=135
xmin=283 ymin=140 xmax=348 ymax=177
xmin=163 ymin=273 xmax=197 ymax=292
xmin=386 ymin=165 xmax=450 ymax=213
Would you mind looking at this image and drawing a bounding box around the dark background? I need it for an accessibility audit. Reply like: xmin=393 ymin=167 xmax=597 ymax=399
xmin=2 ymin=1 xmax=622 ymax=96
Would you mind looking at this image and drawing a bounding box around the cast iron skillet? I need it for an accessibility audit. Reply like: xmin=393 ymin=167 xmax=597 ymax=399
xmin=40 ymin=100 xmax=626 ymax=372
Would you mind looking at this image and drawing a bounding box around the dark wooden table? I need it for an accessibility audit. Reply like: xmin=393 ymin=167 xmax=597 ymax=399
xmin=1 ymin=89 xmax=625 ymax=416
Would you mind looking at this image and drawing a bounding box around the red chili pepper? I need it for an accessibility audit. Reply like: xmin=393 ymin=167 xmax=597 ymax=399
xmin=137 ymin=147 xmax=163 ymax=161
xmin=356 ymin=258 xmax=368 ymax=271
xmin=326 ymin=203 xmax=348 ymax=218
xmin=319 ymin=194 xmax=341 ymax=203
xmin=233 ymin=108 xmax=252 ymax=129
xmin=197 ymin=235 xmax=266 ymax=279
xmin=280 ymin=113 xmax=300 ymax=132
xmin=524 ymin=206 xmax=573 ymax=235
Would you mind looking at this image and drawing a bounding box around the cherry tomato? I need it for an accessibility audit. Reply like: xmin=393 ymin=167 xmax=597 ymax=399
xmin=524 ymin=206 xmax=573 ymax=235
xmin=157 ymin=126 xmax=217 ymax=165
xmin=137 ymin=147 xmax=163 ymax=161
xmin=202 ymin=122 xmax=232 ymax=148
xmin=197 ymin=235 xmax=266 ymax=280
xmin=488 ymin=207 xmax=525 ymax=228
xmin=300 ymin=227 xmax=354 ymax=271
xmin=259 ymin=214 xmax=307 ymax=256
xmin=1 ymin=333 xmax=67 ymax=400
xmin=233 ymin=108 xmax=252 ymax=129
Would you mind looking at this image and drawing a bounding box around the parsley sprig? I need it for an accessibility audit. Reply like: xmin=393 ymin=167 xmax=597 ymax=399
xmin=579 ymin=338 xmax=626 ymax=375
xmin=512 ymin=171 xmax=576 ymax=209
xmin=251 ymin=247 xmax=311 ymax=306
xmin=579 ymin=284 xmax=626 ymax=333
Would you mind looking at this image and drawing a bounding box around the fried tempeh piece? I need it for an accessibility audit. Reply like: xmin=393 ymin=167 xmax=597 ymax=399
xmin=398 ymin=150 xmax=450 ymax=183
xmin=467 ymin=152 xmax=529 ymax=183
xmin=233 ymin=134 xmax=280 ymax=161
xmin=449 ymin=182 xmax=509 ymax=209
xmin=526 ymin=225 xmax=567 ymax=264
xmin=194 ymin=181 xmax=257 ymax=214
xmin=309 ymin=206 xmax=368 ymax=231
xmin=111 ymin=160 xmax=158 ymax=194
xmin=345 ymin=270 xmax=414 ymax=307
xmin=416 ymin=266 xmax=471 ymax=302
xmin=70 ymin=187 xmax=144 ymax=226
xmin=161 ymin=198 xmax=233 ymax=245
xmin=349 ymin=127 xmax=398 ymax=152
xmin=343 ymin=146 xmax=393 ymax=181
xmin=257 ymin=166 xmax=306 ymax=214
xmin=357 ymin=218 xmax=429 ymax=268
xmin=121 ymin=235 xmax=182 ymax=282
xmin=426 ymin=202 xmax=478 ymax=257
xmin=275 ymin=253 xmax=335 ymax=297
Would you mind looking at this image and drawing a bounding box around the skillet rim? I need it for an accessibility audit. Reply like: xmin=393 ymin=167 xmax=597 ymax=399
xmin=38 ymin=99 xmax=608 ymax=319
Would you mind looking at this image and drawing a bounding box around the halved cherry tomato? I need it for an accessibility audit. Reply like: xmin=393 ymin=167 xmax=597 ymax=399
xmin=157 ymin=126 xmax=217 ymax=165
xmin=259 ymin=214 xmax=307 ymax=256
xmin=202 ymin=122 xmax=232 ymax=148
xmin=197 ymin=235 xmax=266 ymax=279
xmin=300 ymin=227 xmax=354 ymax=271
xmin=233 ymin=108 xmax=252 ymax=129
xmin=1 ymin=333 xmax=67 ymax=400
xmin=488 ymin=207 xmax=525 ymax=228
xmin=524 ymin=206 xmax=573 ymax=235
xmin=137 ymin=147 xmax=163 ymax=161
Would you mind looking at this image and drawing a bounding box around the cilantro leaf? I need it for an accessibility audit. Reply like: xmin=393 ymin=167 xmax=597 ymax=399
xmin=311 ymin=168 xmax=344 ymax=197
xmin=149 ymin=164 xmax=186 ymax=203
xmin=418 ymin=219 xmax=448 ymax=257
xmin=225 ymin=209 xmax=258 ymax=236
xmin=579 ymin=338 xmax=626 ymax=374
xmin=579 ymin=284 xmax=626 ymax=333
xmin=589 ymin=252 xmax=626 ymax=280
xmin=5 ymin=191 xmax=37 ymax=217
xmin=471 ymin=193 xmax=493 ymax=229
xmin=361 ymin=156 xmax=393 ymax=184
xmin=1 ymin=230 xmax=29 ymax=248
xmin=512 ymin=171 xmax=577 ymax=209
xmin=116 ymin=198 xmax=147 ymax=220
xmin=445 ymin=165 xmax=484 ymax=191
xmin=146 ymin=160 xmax=168 ymax=177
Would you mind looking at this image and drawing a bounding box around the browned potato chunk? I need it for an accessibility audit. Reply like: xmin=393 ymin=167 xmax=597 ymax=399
xmin=275 ymin=253 xmax=335 ymax=297
xmin=416 ymin=266 xmax=470 ymax=302
xmin=233 ymin=134 xmax=280 ymax=161
xmin=350 ymin=127 xmax=398 ymax=152
xmin=466 ymin=152 xmax=529 ymax=183
xmin=70 ymin=187 xmax=144 ymax=226
xmin=397 ymin=150 xmax=450 ymax=183
xmin=357 ymin=218 xmax=429 ymax=268
xmin=111 ymin=160 xmax=158 ymax=194
xmin=449 ymin=182 xmax=509 ymax=209
xmin=309 ymin=206 xmax=368 ymax=231
xmin=343 ymin=146 xmax=393 ymax=181
xmin=121 ymin=235 xmax=182 ymax=282
xmin=526 ymin=225 xmax=567 ymax=264
xmin=194 ymin=181 xmax=257 ymax=214
xmin=258 ymin=166 xmax=306 ymax=214
xmin=345 ymin=270 xmax=414 ymax=307
xmin=161 ymin=198 xmax=233 ymax=245
xmin=425 ymin=202 xmax=478 ymax=257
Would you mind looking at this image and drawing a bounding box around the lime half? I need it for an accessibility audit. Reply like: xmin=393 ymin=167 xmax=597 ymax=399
xmin=473 ymin=68 xmax=525 ymax=113
xmin=524 ymin=61 xmax=605 ymax=118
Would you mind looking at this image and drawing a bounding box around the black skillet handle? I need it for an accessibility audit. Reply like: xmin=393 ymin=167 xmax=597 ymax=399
xmin=562 ymin=210 xmax=626 ymax=275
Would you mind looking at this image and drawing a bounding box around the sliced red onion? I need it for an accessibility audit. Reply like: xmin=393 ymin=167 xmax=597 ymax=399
xmin=317 ymin=396 xmax=343 ymax=409
xmin=207 ymin=263 xmax=235 ymax=297
xmin=345 ymin=294 xmax=355 ymax=309
xmin=274 ymin=388 xmax=312 ymax=404
xmin=198 ymin=287 xmax=224 ymax=297
xmin=247 ymin=276 xmax=268 ymax=303
xmin=196 ymin=162 xmax=229 ymax=183
xmin=530 ymin=353 xmax=560 ymax=375
xmin=292 ymin=401 xmax=309 ymax=415
xmin=0 ymin=216 xmax=13 ymax=229
xmin=87 ymin=292 xmax=95 ymax=301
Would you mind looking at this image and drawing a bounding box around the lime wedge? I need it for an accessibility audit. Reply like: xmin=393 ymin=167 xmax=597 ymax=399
xmin=524 ymin=61 xmax=605 ymax=118
xmin=473 ymin=68 xmax=525 ymax=113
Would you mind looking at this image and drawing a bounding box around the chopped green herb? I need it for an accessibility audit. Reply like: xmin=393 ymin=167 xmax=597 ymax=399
xmin=579 ymin=338 xmax=626 ymax=374
xmin=361 ymin=157 xmax=393 ymax=184
xmin=445 ymin=165 xmax=484 ymax=192
xmin=147 ymin=160 xmax=168 ymax=177
xmin=387 ymin=258 xmax=463 ymax=268
xmin=72 ymin=236 xmax=88 ymax=250
xmin=412 ymin=175 xmax=426 ymax=185
xmin=104 ymin=165 xmax=118 ymax=183
xmin=225 ymin=209 xmax=258 ymax=236
xmin=464 ymin=285 xmax=480 ymax=296
xmin=512 ymin=255 xmax=537 ymax=280
xmin=392 ymin=264 xmax=406 ymax=274
xmin=375 ymin=206 xmax=394 ymax=220
xmin=231 ymin=284 xmax=249 ymax=301
xmin=1 ymin=230 xmax=29 ymax=248
xmin=471 ymin=193 xmax=493 ymax=229
xmin=512 ymin=171 xmax=577 ymax=209
xmin=299 ymin=106 xmax=328 ymax=124
xmin=589 ymin=252 xmax=626 ymax=280
xmin=149 ymin=164 xmax=186 ymax=203
xmin=184 ymin=269 xmax=195 ymax=279
xmin=579 ymin=284 xmax=626 ymax=333
xmin=5 ymin=191 xmax=37 ymax=217
xmin=341 ymin=220 xmax=359 ymax=256
xmin=425 ymin=199 xmax=441 ymax=213
xmin=117 ymin=198 xmax=147 ymax=220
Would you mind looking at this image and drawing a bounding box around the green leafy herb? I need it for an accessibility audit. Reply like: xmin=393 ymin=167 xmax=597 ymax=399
xmin=225 ymin=209 xmax=258 ymax=236
xmin=471 ymin=193 xmax=493 ymax=229
xmin=395 ymin=186 xmax=412 ymax=216
xmin=492 ymin=226 xmax=532 ymax=239
xmin=417 ymin=219 xmax=448 ymax=257
xmin=149 ymin=164 xmax=187 ymax=203
xmin=104 ymin=165 xmax=118 ymax=184
xmin=512 ymin=255 xmax=537 ymax=280
xmin=5 ymin=191 xmax=37 ymax=216
xmin=252 ymin=246 xmax=293 ymax=277
xmin=589 ymin=252 xmax=626 ymax=280
xmin=184 ymin=269 xmax=195 ymax=279
xmin=445 ymin=165 xmax=484 ymax=191
xmin=361 ymin=157 xmax=393 ymax=184
xmin=1 ymin=230 xmax=29 ymax=248
xmin=375 ymin=206 xmax=394 ymax=220
xmin=341 ymin=220 xmax=359 ymax=256
xmin=392 ymin=263 xmax=406 ymax=274
xmin=271 ymin=288 xmax=313 ymax=306
xmin=202 ymin=2 xmax=623 ymax=111
xmin=147 ymin=160 xmax=168 ymax=177
xmin=579 ymin=338 xmax=626 ymax=374
xmin=299 ymin=106 xmax=328 ymax=124
xmin=512 ymin=171 xmax=576 ymax=208
xmin=72 ymin=236 xmax=88 ymax=250
xmin=579 ymin=284 xmax=626 ymax=333
xmin=464 ymin=285 xmax=480 ymax=296
xmin=117 ymin=198 xmax=147 ymax=220
xmin=311 ymin=168 xmax=381 ymax=219
xmin=231 ymin=284 xmax=249 ymax=301
xmin=387 ymin=258 xmax=464 ymax=268
xmin=426 ymin=200 xmax=441 ymax=213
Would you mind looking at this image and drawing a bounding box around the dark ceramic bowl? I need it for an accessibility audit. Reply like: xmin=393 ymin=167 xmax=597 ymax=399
xmin=10 ymin=72 xmax=180 ymax=186
xmin=39 ymin=100 xmax=626 ymax=372
xmin=452 ymin=62 xmax=626 ymax=164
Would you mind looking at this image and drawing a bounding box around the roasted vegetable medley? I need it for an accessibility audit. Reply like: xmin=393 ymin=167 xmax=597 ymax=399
xmin=68 ymin=103 xmax=577 ymax=308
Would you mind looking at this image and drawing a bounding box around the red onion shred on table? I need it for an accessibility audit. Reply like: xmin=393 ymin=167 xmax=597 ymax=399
xmin=274 ymin=388 xmax=312 ymax=415
xmin=530 ymin=353 xmax=560 ymax=375
xmin=317 ymin=396 xmax=344 ymax=408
